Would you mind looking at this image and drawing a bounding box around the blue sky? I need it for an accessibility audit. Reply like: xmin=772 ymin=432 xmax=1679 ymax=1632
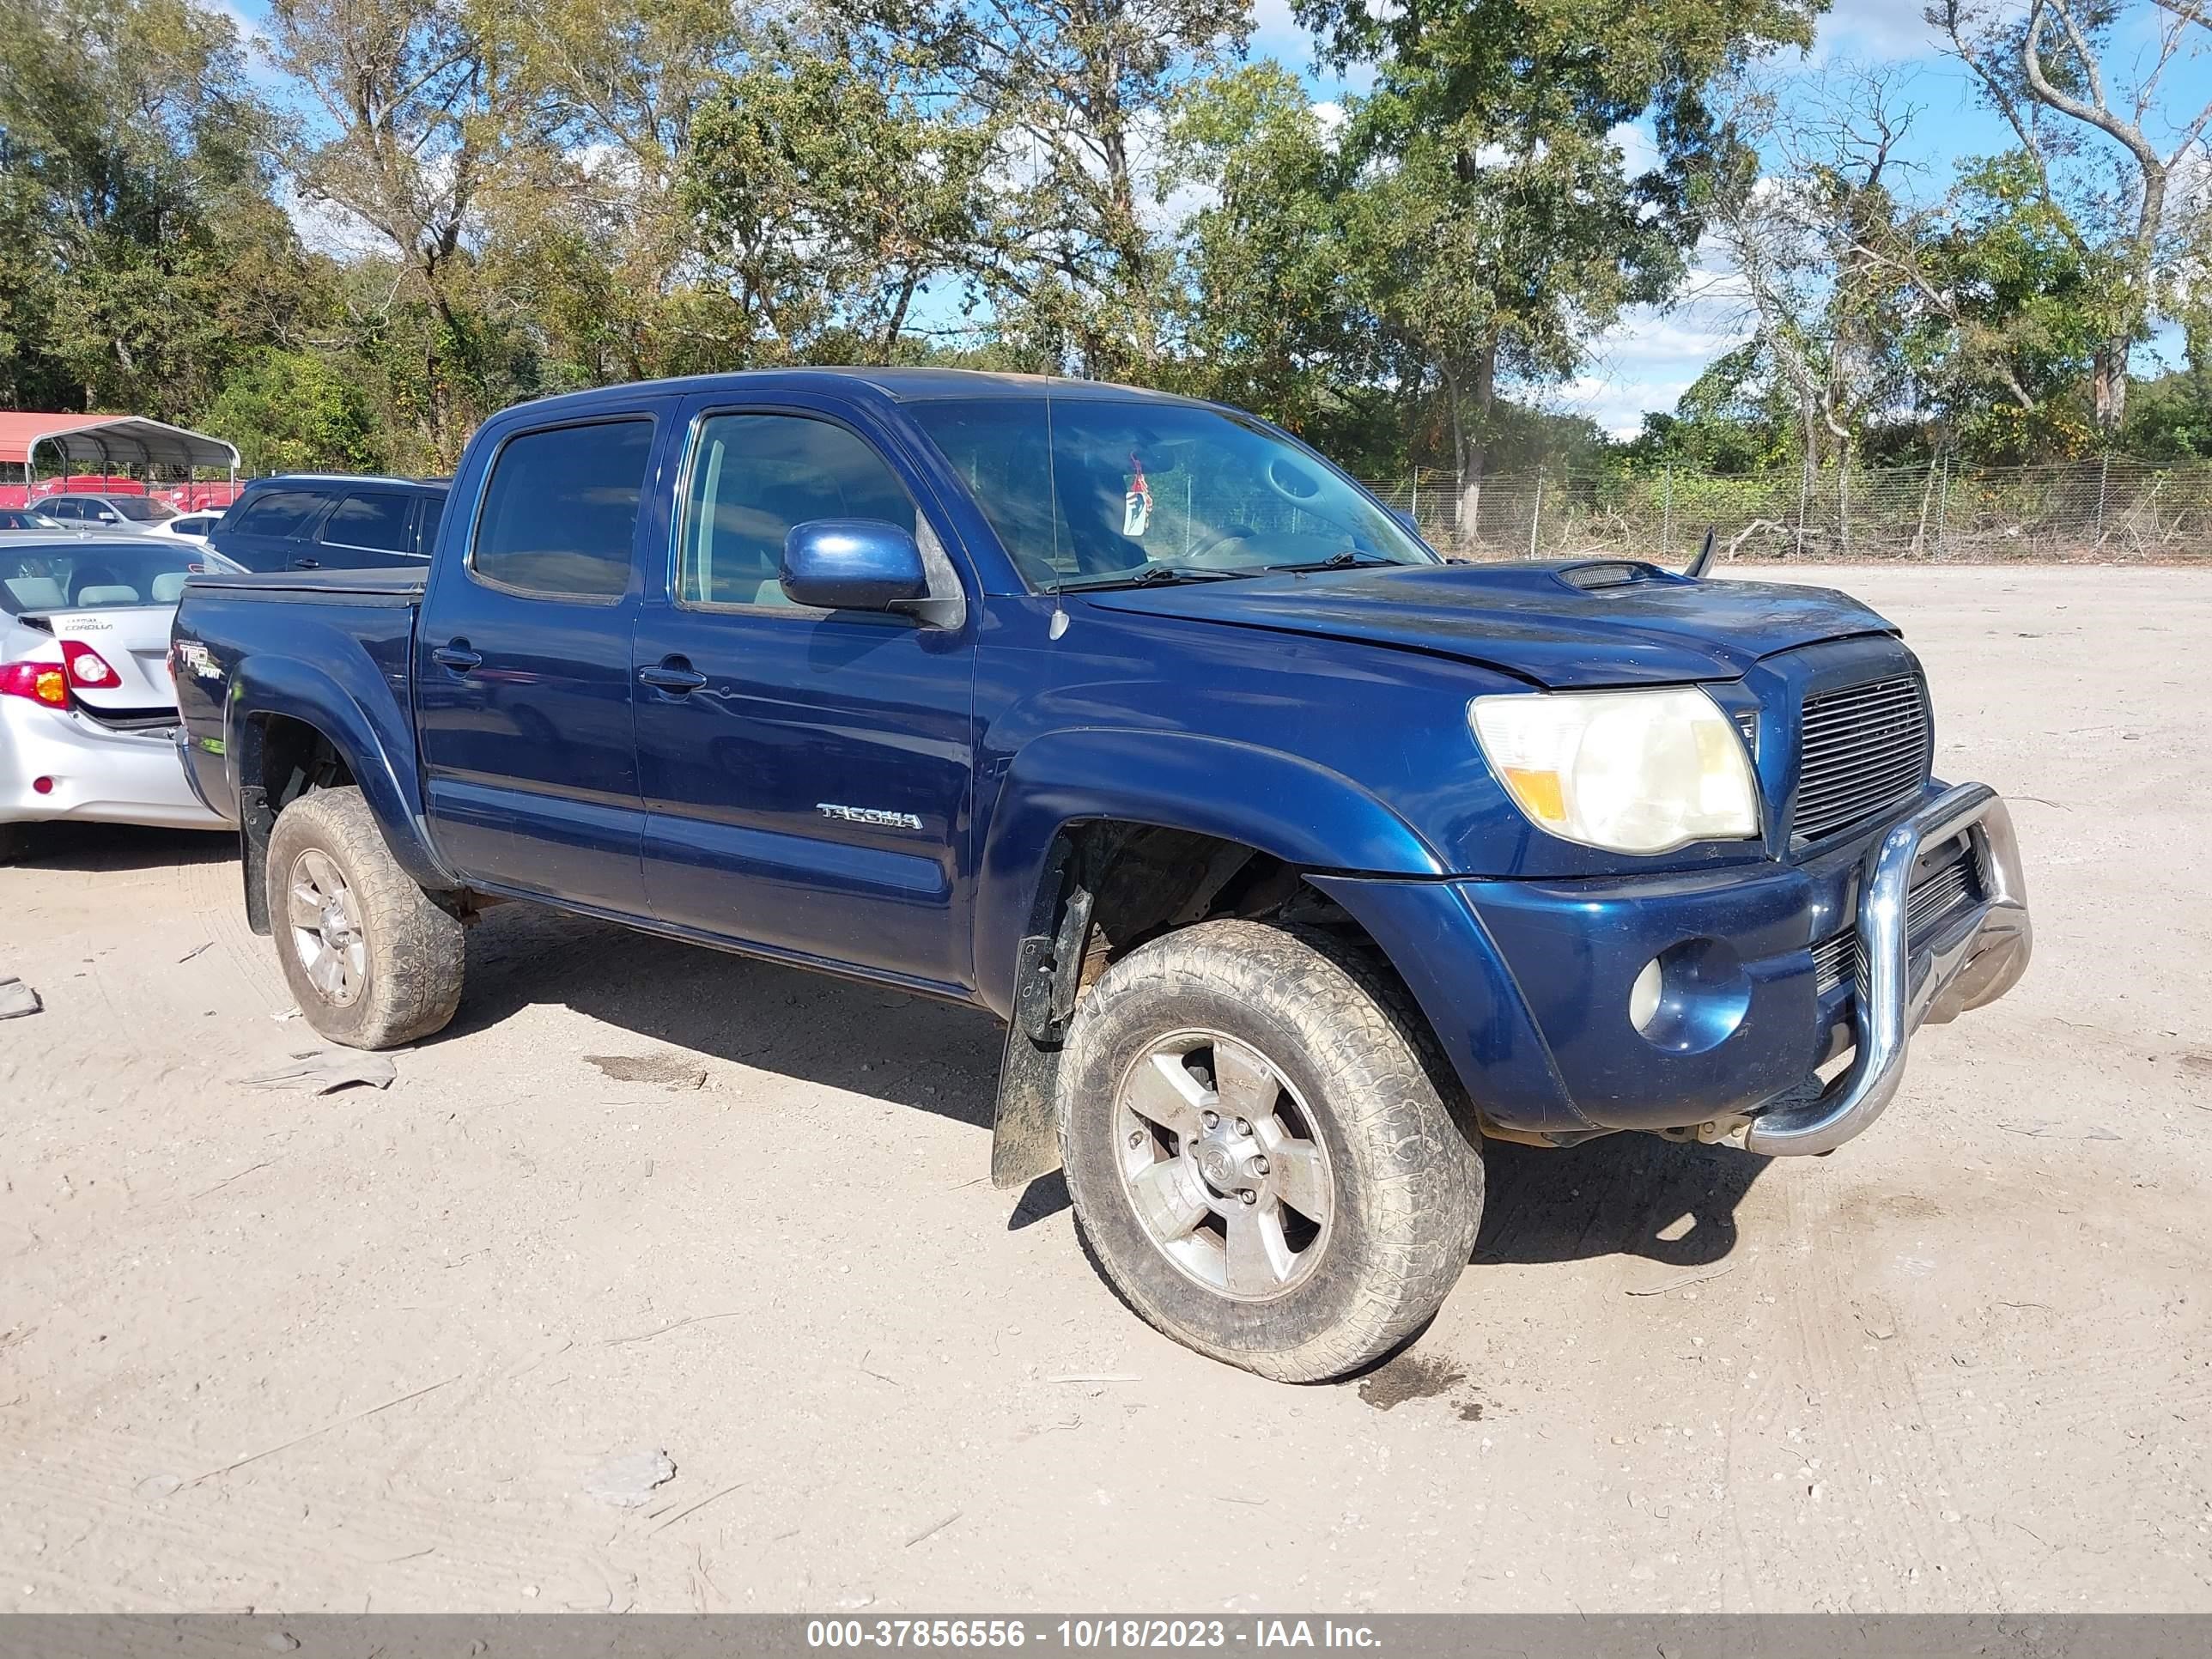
xmin=1246 ymin=0 xmax=2212 ymax=434
xmin=229 ymin=0 xmax=2206 ymax=436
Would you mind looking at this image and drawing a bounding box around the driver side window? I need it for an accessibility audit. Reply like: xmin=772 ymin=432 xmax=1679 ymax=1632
xmin=678 ymin=414 xmax=918 ymax=610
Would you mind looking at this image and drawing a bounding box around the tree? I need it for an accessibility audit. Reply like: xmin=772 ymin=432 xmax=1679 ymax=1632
xmin=204 ymin=346 xmax=383 ymax=473
xmin=677 ymin=52 xmax=994 ymax=363
xmin=265 ymin=0 xmax=563 ymax=459
xmin=1282 ymin=0 xmax=1826 ymax=528
xmin=1934 ymin=0 xmax=2212 ymax=436
xmin=875 ymin=0 xmax=1252 ymax=376
xmin=0 ymin=0 xmax=313 ymax=421
xmin=1707 ymin=64 xmax=1923 ymax=478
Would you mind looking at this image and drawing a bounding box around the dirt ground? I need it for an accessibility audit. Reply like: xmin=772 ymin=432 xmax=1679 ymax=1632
xmin=2 ymin=565 xmax=2208 ymax=1614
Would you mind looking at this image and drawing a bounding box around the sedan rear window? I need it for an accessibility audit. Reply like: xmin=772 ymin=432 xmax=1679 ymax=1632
xmin=0 ymin=544 xmax=205 ymax=612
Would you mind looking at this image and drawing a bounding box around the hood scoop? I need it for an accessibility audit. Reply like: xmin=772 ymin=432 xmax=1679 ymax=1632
xmin=1553 ymin=559 xmax=1688 ymax=593
xmin=1079 ymin=560 xmax=1898 ymax=690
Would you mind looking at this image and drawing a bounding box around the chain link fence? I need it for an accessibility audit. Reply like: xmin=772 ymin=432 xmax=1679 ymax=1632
xmin=1358 ymin=455 xmax=2212 ymax=563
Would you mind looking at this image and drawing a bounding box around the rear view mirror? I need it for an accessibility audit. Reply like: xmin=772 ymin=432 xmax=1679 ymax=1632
xmin=781 ymin=519 xmax=931 ymax=615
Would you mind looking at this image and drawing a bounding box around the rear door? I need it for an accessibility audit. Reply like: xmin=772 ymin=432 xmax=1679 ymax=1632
xmin=415 ymin=404 xmax=670 ymax=915
xmin=630 ymin=395 xmax=979 ymax=991
xmin=211 ymin=487 xmax=334 ymax=573
xmin=309 ymin=487 xmax=430 ymax=571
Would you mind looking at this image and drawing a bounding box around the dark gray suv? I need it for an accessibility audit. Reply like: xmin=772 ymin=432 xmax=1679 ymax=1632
xmin=210 ymin=476 xmax=448 ymax=573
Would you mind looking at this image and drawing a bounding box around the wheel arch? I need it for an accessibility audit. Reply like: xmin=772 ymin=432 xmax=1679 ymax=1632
xmin=228 ymin=658 xmax=454 ymax=933
xmin=973 ymin=729 xmax=1445 ymax=1019
xmin=982 ymin=806 xmax=1447 ymax=1192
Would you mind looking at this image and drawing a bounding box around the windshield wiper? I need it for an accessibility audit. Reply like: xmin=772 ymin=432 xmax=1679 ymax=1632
xmin=1267 ymin=550 xmax=1395 ymax=573
xmin=1054 ymin=566 xmax=1255 ymax=593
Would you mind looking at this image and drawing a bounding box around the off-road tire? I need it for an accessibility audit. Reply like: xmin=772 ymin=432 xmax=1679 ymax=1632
xmin=1059 ymin=918 xmax=1484 ymax=1382
xmin=266 ymin=786 xmax=464 ymax=1048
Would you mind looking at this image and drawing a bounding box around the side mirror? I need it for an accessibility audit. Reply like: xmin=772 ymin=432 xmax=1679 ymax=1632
xmin=781 ymin=519 xmax=929 ymax=614
xmin=1390 ymin=507 xmax=1420 ymax=535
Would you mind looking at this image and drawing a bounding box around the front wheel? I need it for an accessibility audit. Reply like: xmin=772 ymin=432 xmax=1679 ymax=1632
xmin=1059 ymin=919 xmax=1483 ymax=1382
xmin=266 ymin=786 xmax=465 ymax=1049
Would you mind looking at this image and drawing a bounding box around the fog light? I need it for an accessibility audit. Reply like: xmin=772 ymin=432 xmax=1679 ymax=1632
xmin=1631 ymin=938 xmax=1752 ymax=1054
xmin=1629 ymin=957 xmax=1663 ymax=1033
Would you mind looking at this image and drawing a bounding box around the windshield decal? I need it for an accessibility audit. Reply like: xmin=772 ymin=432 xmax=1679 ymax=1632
xmin=1122 ymin=452 xmax=1152 ymax=538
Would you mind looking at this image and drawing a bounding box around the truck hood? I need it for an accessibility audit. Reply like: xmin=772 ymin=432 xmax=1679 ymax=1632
xmin=1078 ymin=562 xmax=1896 ymax=689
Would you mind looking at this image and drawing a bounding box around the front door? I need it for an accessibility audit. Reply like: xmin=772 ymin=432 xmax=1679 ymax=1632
xmin=632 ymin=400 xmax=977 ymax=993
xmin=416 ymin=410 xmax=665 ymax=915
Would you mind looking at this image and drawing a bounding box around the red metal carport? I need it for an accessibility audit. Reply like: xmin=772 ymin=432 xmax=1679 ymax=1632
xmin=0 ymin=412 xmax=240 ymax=509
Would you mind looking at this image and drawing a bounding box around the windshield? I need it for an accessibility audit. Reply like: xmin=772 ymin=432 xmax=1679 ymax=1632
xmin=0 ymin=541 xmax=206 ymax=613
xmin=0 ymin=510 xmax=60 ymax=530
xmin=910 ymin=397 xmax=1434 ymax=592
xmin=106 ymin=497 xmax=175 ymax=522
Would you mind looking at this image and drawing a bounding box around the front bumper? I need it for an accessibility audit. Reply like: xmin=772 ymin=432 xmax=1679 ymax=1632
xmin=0 ymin=699 xmax=228 ymax=831
xmin=1311 ymin=782 xmax=2031 ymax=1157
xmin=1741 ymin=782 xmax=2028 ymax=1154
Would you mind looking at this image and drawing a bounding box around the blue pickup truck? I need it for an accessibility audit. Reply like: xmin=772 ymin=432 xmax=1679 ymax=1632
xmin=171 ymin=368 xmax=2031 ymax=1381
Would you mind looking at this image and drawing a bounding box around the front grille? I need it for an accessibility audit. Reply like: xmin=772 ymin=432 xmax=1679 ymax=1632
xmin=1792 ymin=673 xmax=1932 ymax=846
xmin=1905 ymin=837 xmax=1983 ymax=937
xmin=1811 ymin=837 xmax=1986 ymax=997
xmin=1812 ymin=930 xmax=1856 ymax=994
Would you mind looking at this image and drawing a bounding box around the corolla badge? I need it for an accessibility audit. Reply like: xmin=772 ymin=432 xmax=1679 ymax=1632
xmin=817 ymin=803 xmax=925 ymax=831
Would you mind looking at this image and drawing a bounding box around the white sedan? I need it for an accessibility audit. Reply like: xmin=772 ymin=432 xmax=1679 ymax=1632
xmin=1 ymin=532 xmax=231 ymax=860
xmin=146 ymin=509 xmax=222 ymax=540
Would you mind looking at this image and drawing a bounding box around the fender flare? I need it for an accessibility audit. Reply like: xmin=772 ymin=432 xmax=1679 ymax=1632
xmin=972 ymin=727 xmax=1445 ymax=1018
xmin=975 ymin=728 xmax=1447 ymax=1188
xmin=227 ymin=653 xmax=456 ymax=892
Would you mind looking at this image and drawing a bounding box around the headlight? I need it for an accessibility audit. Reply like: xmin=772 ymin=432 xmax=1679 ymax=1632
xmin=1469 ymin=687 xmax=1760 ymax=854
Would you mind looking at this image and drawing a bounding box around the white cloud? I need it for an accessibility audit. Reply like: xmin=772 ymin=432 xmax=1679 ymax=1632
xmin=1814 ymin=0 xmax=1948 ymax=61
xmin=1547 ymin=237 xmax=1756 ymax=437
xmin=1609 ymin=120 xmax=1659 ymax=177
xmin=277 ymin=183 xmax=392 ymax=259
xmin=210 ymin=0 xmax=267 ymax=49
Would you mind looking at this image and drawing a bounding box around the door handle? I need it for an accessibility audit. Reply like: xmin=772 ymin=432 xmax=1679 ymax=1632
xmin=432 ymin=642 xmax=483 ymax=673
xmin=640 ymin=659 xmax=708 ymax=693
xmin=291 ymin=557 xmax=321 ymax=570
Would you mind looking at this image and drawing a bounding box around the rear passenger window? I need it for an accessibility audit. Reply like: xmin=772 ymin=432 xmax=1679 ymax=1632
xmin=229 ymin=490 xmax=325 ymax=538
xmin=471 ymin=420 xmax=653 ymax=599
xmin=678 ymin=415 xmax=915 ymax=607
xmin=319 ymin=491 xmax=413 ymax=553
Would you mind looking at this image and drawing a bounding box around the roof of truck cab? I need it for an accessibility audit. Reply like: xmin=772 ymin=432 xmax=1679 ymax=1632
xmin=500 ymin=368 xmax=1207 ymax=418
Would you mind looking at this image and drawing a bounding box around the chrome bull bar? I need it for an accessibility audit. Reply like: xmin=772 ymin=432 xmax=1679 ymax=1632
xmin=1745 ymin=782 xmax=2033 ymax=1158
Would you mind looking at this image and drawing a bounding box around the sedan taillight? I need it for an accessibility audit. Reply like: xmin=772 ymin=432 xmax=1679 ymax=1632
xmin=59 ymin=639 xmax=120 ymax=689
xmin=0 ymin=661 xmax=70 ymax=709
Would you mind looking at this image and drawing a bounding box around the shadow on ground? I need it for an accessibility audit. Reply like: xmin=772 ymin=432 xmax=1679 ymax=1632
xmin=5 ymin=823 xmax=233 ymax=873
xmin=429 ymin=900 xmax=1774 ymax=1267
xmin=441 ymin=899 xmax=1007 ymax=1131
xmin=1474 ymin=1134 xmax=1766 ymax=1268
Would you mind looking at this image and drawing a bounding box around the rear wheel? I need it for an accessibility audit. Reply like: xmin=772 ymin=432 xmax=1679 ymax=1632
xmin=266 ymin=786 xmax=464 ymax=1048
xmin=1059 ymin=919 xmax=1483 ymax=1382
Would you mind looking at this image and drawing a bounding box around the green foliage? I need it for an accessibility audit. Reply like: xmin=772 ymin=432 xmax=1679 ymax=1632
xmin=0 ymin=0 xmax=313 ymax=422
xmin=204 ymin=348 xmax=383 ymax=474
xmin=9 ymin=0 xmax=2203 ymax=487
